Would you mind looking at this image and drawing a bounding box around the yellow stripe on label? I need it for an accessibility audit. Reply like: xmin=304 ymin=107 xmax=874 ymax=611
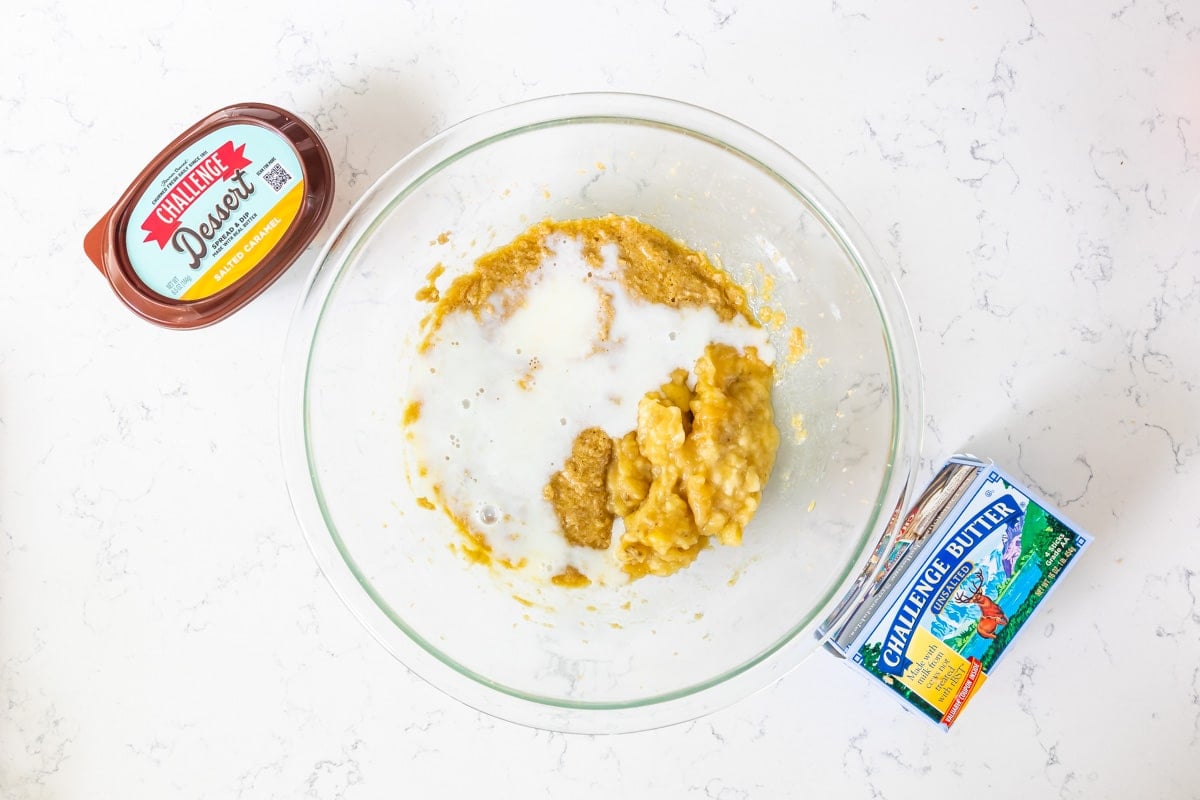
xmin=180 ymin=181 xmax=305 ymax=301
xmin=897 ymin=625 xmax=987 ymax=714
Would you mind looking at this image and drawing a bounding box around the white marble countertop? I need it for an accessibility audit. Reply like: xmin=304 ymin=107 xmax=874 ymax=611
xmin=3 ymin=1 xmax=1198 ymax=797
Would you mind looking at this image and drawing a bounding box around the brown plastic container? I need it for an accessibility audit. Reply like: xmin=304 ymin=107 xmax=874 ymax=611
xmin=84 ymin=102 xmax=334 ymax=328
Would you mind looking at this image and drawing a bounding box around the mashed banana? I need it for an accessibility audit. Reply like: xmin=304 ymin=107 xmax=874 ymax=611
xmin=583 ymin=343 xmax=778 ymax=579
xmin=614 ymin=343 xmax=778 ymax=577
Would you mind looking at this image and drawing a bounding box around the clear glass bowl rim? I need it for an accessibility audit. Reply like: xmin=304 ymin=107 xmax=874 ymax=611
xmin=280 ymin=91 xmax=923 ymax=733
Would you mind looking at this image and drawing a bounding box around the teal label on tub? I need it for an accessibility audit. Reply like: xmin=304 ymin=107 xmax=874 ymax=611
xmin=124 ymin=123 xmax=304 ymax=301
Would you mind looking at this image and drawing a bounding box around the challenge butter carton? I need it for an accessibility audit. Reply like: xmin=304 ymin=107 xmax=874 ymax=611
xmin=820 ymin=456 xmax=1092 ymax=729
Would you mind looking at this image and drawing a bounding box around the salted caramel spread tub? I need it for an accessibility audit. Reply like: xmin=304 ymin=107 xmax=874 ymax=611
xmin=84 ymin=102 xmax=334 ymax=328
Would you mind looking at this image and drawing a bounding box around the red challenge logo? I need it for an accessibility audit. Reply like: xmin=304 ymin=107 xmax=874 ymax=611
xmin=141 ymin=141 xmax=252 ymax=248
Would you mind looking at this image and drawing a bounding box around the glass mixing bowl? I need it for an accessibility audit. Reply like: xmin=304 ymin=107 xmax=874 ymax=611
xmin=281 ymin=93 xmax=921 ymax=733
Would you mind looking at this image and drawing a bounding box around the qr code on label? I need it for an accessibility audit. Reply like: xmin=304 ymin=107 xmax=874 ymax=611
xmin=262 ymin=163 xmax=292 ymax=192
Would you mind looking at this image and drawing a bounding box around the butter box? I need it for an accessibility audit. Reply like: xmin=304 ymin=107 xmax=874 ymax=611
xmin=823 ymin=456 xmax=1092 ymax=729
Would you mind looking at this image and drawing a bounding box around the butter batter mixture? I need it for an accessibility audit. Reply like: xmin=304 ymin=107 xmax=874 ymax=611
xmin=405 ymin=215 xmax=782 ymax=585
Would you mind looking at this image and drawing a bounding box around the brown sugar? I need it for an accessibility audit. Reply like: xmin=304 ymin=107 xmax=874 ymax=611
xmin=544 ymin=427 xmax=615 ymax=549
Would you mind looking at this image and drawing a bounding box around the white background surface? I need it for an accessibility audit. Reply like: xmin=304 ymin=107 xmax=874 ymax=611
xmin=3 ymin=1 xmax=1199 ymax=797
